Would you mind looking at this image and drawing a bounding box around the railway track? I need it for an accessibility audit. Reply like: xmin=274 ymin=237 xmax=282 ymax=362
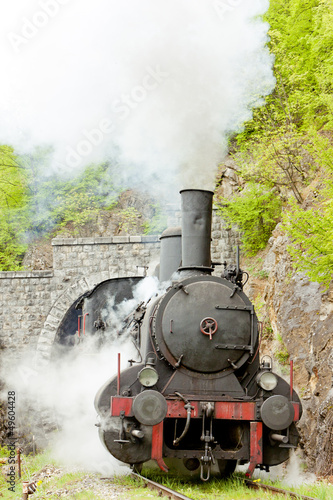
xmin=243 ymin=477 xmax=318 ymax=500
xmin=130 ymin=472 xmax=194 ymax=499
xmin=130 ymin=471 xmax=319 ymax=500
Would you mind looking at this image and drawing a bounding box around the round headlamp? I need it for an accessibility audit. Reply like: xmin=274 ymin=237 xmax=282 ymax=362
xmin=257 ymin=371 xmax=278 ymax=391
xmin=138 ymin=366 xmax=159 ymax=387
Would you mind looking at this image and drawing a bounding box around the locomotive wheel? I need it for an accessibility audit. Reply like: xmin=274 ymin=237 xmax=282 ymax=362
xmin=131 ymin=463 xmax=143 ymax=473
xmin=217 ymin=459 xmax=237 ymax=478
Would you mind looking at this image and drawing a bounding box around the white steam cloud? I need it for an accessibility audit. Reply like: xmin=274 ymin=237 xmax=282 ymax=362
xmin=0 ymin=0 xmax=275 ymax=195
xmin=0 ymin=277 xmax=166 ymax=474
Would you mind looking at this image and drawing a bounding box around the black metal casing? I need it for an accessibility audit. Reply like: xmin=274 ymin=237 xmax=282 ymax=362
xmin=91 ymin=189 xmax=302 ymax=478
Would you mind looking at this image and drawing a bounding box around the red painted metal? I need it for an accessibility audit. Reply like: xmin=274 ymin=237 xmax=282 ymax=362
xmin=111 ymin=398 xmax=259 ymax=422
xmin=290 ymin=359 xmax=294 ymax=400
xmin=200 ymin=317 xmax=218 ymax=340
xmin=166 ymin=400 xmax=199 ymax=418
xmin=151 ymin=421 xmax=169 ymax=472
xmin=246 ymin=421 xmax=263 ymax=477
xmin=111 ymin=396 xmax=133 ymax=416
xmin=293 ymin=402 xmax=300 ymax=421
xmin=166 ymin=400 xmax=256 ymax=420
xmin=215 ymin=401 xmax=256 ymax=420
xmin=111 ymin=396 xmax=299 ymax=425
xmin=83 ymin=312 xmax=89 ymax=335
xmin=117 ymin=353 xmax=121 ymax=396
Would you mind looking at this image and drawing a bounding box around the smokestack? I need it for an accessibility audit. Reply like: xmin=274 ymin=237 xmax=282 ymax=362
xmin=179 ymin=189 xmax=214 ymax=273
xmin=159 ymin=226 xmax=182 ymax=282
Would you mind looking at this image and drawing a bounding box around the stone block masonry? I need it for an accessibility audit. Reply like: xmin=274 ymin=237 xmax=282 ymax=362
xmin=0 ymin=213 xmax=238 ymax=360
xmin=0 ymin=271 xmax=53 ymax=353
xmin=51 ymin=235 xmax=161 ymax=301
xmin=0 ymin=215 xmax=239 ymax=449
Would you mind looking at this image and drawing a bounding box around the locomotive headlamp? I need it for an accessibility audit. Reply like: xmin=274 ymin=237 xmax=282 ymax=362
xmin=257 ymin=371 xmax=278 ymax=391
xmin=138 ymin=366 xmax=159 ymax=387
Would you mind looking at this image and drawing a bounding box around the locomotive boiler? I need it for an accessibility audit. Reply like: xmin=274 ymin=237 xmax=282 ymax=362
xmin=92 ymin=189 xmax=302 ymax=480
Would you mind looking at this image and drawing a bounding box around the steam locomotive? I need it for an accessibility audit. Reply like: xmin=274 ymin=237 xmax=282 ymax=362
xmin=89 ymin=189 xmax=302 ymax=480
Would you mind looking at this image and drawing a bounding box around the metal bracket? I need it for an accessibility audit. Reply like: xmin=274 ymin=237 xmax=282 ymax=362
xmin=215 ymin=344 xmax=252 ymax=351
xmin=114 ymin=410 xmax=130 ymax=445
xmin=215 ymin=305 xmax=253 ymax=311
xmin=200 ymin=402 xmax=215 ymax=417
xmin=200 ymin=432 xmax=216 ymax=481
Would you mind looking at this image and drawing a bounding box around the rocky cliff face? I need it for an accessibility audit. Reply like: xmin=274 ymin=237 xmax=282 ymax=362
xmin=22 ymin=190 xmax=157 ymax=271
xmin=217 ymin=157 xmax=333 ymax=478
xmin=263 ymin=226 xmax=333 ymax=477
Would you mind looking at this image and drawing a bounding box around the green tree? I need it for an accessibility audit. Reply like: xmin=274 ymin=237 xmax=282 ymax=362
xmin=218 ymin=184 xmax=282 ymax=255
xmin=219 ymin=0 xmax=333 ymax=284
xmin=0 ymin=146 xmax=29 ymax=270
xmin=282 ymin=195 xmax=333 ymax=288
xmin=19 ymin=149 xmax=120 ymax=237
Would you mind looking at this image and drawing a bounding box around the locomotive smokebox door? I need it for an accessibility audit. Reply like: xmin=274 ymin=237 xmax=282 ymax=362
xmin=154 ymin=276 xmax=258 ymax=373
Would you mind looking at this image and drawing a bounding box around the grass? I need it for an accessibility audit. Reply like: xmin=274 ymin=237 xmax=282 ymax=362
xmin=115 ymin=467 xmax=333 ymax=500
xmin=0 ymin=447 xmax=100 ymax=500
xmin=1 ymin=447 xmax=333 ymax=499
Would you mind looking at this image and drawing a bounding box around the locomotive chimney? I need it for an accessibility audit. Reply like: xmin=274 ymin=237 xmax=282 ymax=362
xmin=179 ymin=189 xmax=214 ymax=273
xmin=159 ymin=226 xmax=182 ymax=282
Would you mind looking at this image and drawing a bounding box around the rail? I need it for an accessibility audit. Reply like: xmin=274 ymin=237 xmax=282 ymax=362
xmin=130 ymin=472 xmax=194 ymax=500
xmin=131 ymin=471 xmax=319 ymax=500
xmin=242 ymin=477 xmax=318 ymax=500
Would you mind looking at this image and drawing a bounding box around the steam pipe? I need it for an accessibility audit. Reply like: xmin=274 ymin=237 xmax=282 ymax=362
xmin=178 ymin=189 xmax=214 ymax=273
xmin=271 ymin=433 xmax=288 ymax=444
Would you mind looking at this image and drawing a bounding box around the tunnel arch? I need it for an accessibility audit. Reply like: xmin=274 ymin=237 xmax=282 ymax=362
xmin=33 ymin=271 xmax=144 ymax=440
xmin=35 ymin=271 xmax=140 ymax=369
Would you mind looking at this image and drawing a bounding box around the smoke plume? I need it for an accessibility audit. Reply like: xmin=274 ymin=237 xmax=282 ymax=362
xmin=0 ymin=277 xmax=167 ymax=474
xmin=0 ymin=0 xmax=275 ymax=196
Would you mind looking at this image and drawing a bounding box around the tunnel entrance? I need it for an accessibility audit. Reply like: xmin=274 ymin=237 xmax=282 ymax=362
xmin=50 ymin=277 xmax=144 ymax=360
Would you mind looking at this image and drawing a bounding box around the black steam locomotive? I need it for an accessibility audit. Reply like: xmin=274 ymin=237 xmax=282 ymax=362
xmin=89 ymin=189 xmax=301 ymax=480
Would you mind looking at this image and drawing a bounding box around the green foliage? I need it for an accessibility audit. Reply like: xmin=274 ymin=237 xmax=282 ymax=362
xmin=280 ymin=135 xmax=333 ymax=288
xmin=282 ymin=191 xmax=333 ymax=288
xmin=2 ymin=0 xmax=333 ymax=278
xmin=238 ymin=0 xmax=333 ymax=141
xmin=20 ymin=150 xmax=120 ymax=237
xmin=0 ymin=146 xmax=28 ymax=270
xmin=236 ymin=126 xmax=316 ymax=203
xmin=235 ymin=0 xmax=333 ymax=183
xmin=222 ymin=0 xmax=333 ymax=289
xmin=218 ymin=184 xmax=282 ymax=255
xmin=119 ymin=203 xmax=168 ymax=235
xmin=275 ymin=345 xmax=290 ymax=365
xmin=0 ymin=146 xmax=124 ymax=268
xmin=142 ymin=204 xmax=168 ymax=235
xmin=118 ymin=206 xmax=142 ymax=233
